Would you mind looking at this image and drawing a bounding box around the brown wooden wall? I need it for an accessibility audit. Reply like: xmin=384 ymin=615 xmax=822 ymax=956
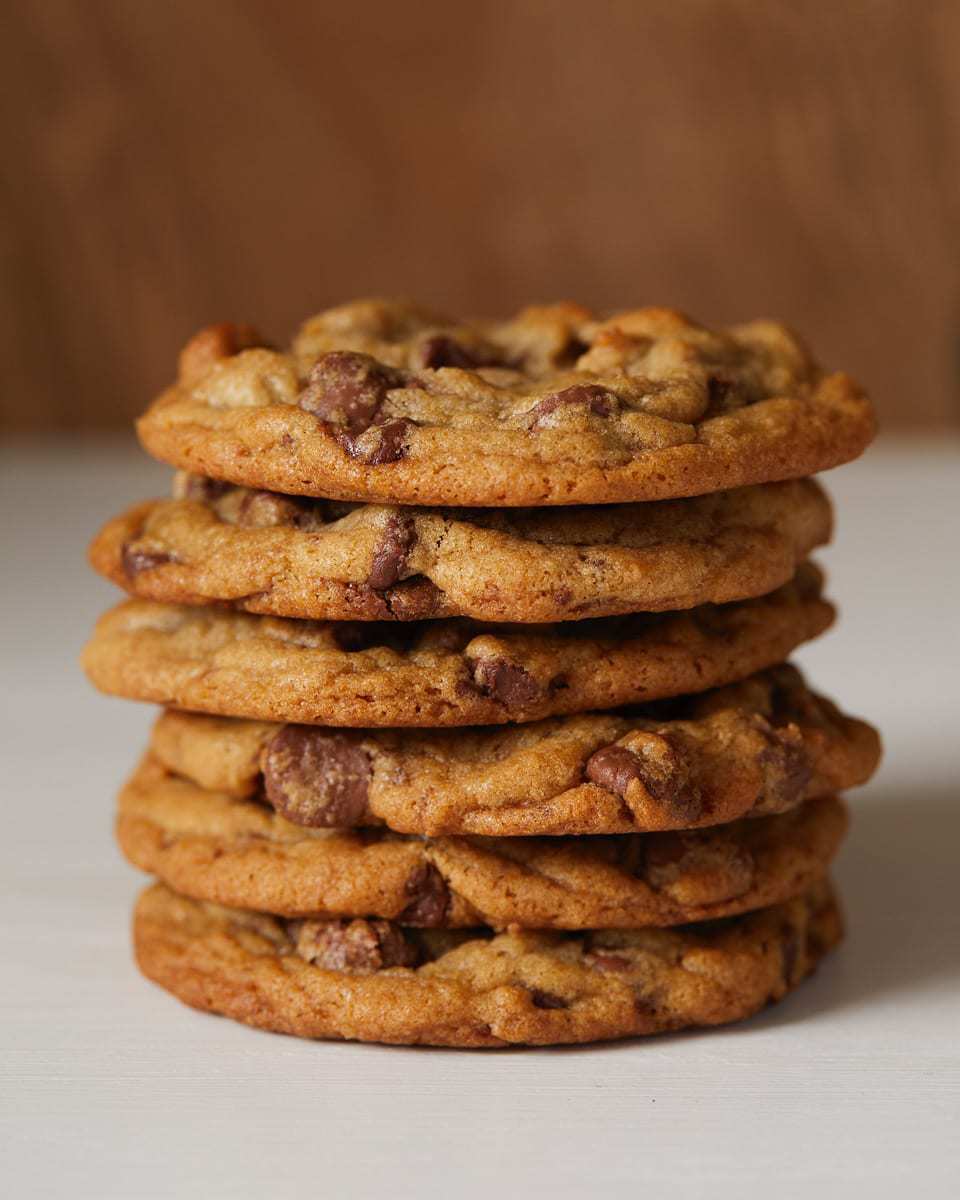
xmin=3 ymin=0 xmax=958 ymax=433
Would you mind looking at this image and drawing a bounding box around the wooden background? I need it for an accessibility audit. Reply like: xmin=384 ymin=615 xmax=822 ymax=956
xmin=3 ymin=0 xmax=958 ymax=433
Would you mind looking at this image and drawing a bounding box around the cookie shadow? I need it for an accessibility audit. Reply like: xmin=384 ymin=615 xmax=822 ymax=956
xmin=713 ymin=781 xmax=960 ymax=1035
xmin=517 ymin=782 xmax=960 ymax=1054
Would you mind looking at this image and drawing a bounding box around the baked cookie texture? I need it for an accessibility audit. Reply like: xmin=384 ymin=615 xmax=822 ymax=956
xmin=118 ymin=755 xmax=848 ymax=929
xmin=81 ymin=565 xmax=833 ymax=727
xmin=136 ymin=301 xmax=875 ymax=507
xmin=89 ymin=474 xmax=832 ymax=623
xmin=148 ymin=665 xmax=880 ymax=836
xmin=133 ymin=878 xmax=843 ymax=1046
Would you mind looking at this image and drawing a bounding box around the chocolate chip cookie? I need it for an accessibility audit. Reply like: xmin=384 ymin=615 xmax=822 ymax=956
xmin=119 ymin=754 xmax=848 ymax=928
xmin=133 ymin=878 xmax=842 ymax=1046
xmin=148 ymin=665 xmax=879 ymax=836
xmin=81 ymin=565 xmax=833 ymax=727
xmin=90 ymin=474 xmax=832 ymax=622
xmin=136 ymin=301 xmax=875 ymax=507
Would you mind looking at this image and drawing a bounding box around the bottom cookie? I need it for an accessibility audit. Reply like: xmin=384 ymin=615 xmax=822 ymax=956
xmin=133 ymin=879 xmax=842 ymax=1047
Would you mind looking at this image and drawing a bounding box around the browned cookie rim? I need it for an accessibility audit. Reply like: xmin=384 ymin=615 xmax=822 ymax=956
xmin=118 ymin=754 xmax=849 ymax=928
xmin=147 ymin=664 xmax=880 ymax=836
xmin=89 ymin=477 xmax=832 ymax=623
xmin=133 ymin=879 xmax=843 ymax=1046
xmin=81 ymin=565 xmax=834 ymax=728
xmin=136 ymin=301 xmax=874 ymax=507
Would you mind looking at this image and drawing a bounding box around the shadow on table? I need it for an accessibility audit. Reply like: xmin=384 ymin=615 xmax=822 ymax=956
xmin=743 ymin=781 xmax=960 ymax=1027
xmin=504 ymin=782 xmax=960 ymax=1055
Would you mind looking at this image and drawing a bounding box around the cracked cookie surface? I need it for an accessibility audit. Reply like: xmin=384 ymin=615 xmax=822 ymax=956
xmin=133 ymin=878 xmax=842 ymax=1046
xmin=136 ymin=301 xmax=875 ymax=507
xmin=119 ymin=755 xmax=848 ymax=928
xmin=82 ymin=566 xmax=833 ymax=727
xmin=90 ymin=474 xmax=831 ymax=623
xmin=149 ymin=665 xmax=879 ymax=836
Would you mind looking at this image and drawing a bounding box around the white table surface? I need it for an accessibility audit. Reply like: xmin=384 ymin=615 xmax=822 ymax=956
xmin=2 ymin=435 xmax=958 ymax=1199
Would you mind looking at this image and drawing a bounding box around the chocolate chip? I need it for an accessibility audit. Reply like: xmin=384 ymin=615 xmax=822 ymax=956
xmin=236 ymin=490 xmax=315 ymax=528
xmin=298 ymin=351 xmax=403 ymax=436
xmin=530 ymin=989 xmax=568 ymax=1009
xmin=341 ymin=418 xmax=413 ymax=465
xmin=756 ymin=719 xmax=813 ymax=811
xmin=384 ymin=576 xmax=444 ymax=620
xmin=262 ymin=727 xmax=371 ymax=828
xmin=295 ymin=918 xmax=418 ymax=973
xmin=177 ymin=475 xmax=232 ymax=503
xmin=398 ymin=864 xmax=451 ymax=927
xmin=368 ymin=515 xmax=416 ymax=590
xmin=121 ymin=545 xmax=174 ymax=577
xmin=472 ymin=658 xmax=542 ymax=708
xmin=585 ymin=738 xmax=703 ymax=822
xmin=527 ymin=384 xmax=617 ymax=427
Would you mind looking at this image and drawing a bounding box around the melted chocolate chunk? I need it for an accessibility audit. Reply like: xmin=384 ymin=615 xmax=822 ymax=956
xmin=340 ymin=418 xmax=413 ymax=465
xmin=384 ymin=576 xmax=444 ymax=620
xmin=178 ymin=475 xmax=232 ymax=503
xmin=471 ymin=658 xmax=542 ymax=708
xmin=121 ymin=545 xmax=174 ymax=577
xmin=298 ymin=351 xmax=403 ymax=436
xmin=530 ymin=989 xmax=569 ymax=1010
xmin=368 ymin=515 xmax=416 ymax=590
xmin=398 ymin=864 xmax=451 ymax=927
xmin=527 ymin=384 xmax=617 ymax=427
xmin=262 ymin=727 xmax=371 ymax=827
xmin=756 ymin=719 xmax=813 ymax=810
xmin=236 ymin=490 xmax=316 ymax=528
xmin=295 ymin=918 xmax=418 ymax=972
xmin=585 ymin=738 xmax=703 ymax=822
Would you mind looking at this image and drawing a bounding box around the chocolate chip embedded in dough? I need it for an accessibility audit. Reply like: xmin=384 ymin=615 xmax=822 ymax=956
xmin=262 ymin=727 xmax=371 ymax=828
xmin=529 ymin=989 xmax=568 ymax=1010
xmin=298 ymin=351 xmax=403 ymax=435
xmin=755 ymin=718 xmax=813 ymax=811
xmin=174 ymin=474 xmax=232 ymax=503
xmin=384 ymin=576 xmax=444 ymax=620
xmin=235 ymin=490 xmax=316 ymax=528
xmin=585 ymin=737 xmax=703 ymax=823
xmin=398 ymin=864 xmax=451 ymax=928
xmin=294 ymin=918 xmax=418 ymax=972
xmin=342 ymin=418 xmax=414 ymax=465
xmin=368 ymin=515 xmax=417 ymax=590
xmin=526 ymin=384 xmax=617 ymax=427
xmin=471 ymin=658 xmax=542 ymax=708
xmin=121 ymin=545 xmax=174 ymax=577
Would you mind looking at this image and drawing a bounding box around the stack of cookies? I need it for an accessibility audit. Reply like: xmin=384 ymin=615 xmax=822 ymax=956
xmin=82 ymin=301 xmax=880 ymax=1047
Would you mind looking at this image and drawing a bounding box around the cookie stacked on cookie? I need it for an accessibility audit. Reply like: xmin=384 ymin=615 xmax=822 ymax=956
xmin=83 ymin=301 xmax=879 ymax=1047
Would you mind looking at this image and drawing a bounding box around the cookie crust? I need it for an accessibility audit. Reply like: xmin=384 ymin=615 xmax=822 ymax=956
xmin=133 ymin=879 xmax=843 ymax=1046
xmin=136 ymin=302 xmax=874 ymax=507
xmin=90 ymin=476 xmax=832 ymax=623
xmin=148 ymin=665 xmax=879 ymax=836
xmin=118 ymin=756 xmax=848 ymax=929
xmin=81 ymin=566 xmax=833 ymax=727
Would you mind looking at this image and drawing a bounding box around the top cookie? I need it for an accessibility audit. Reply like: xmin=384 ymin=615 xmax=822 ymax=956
xmin=136 ymin=300 xmax=875 ymax=507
